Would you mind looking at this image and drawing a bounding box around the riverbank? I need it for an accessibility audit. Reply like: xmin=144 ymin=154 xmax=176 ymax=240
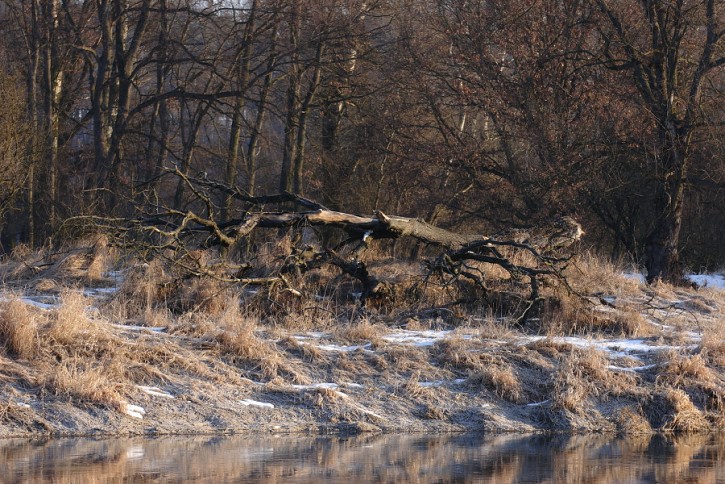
xmin=0 ymin=241 xmax=723 ymax=437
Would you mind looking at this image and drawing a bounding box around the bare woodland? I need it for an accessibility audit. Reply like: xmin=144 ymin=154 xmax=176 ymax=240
xmin=0 ymin=0 xmax=722 ymax=283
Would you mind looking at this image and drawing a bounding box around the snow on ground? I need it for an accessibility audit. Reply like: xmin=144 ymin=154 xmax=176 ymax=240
xmin=137 ymin=386 xmax=175 ymax=399
xmin=18 ymin=296 xmax=60 ymax=310
xmin=622 ymin=270 xmax=725 ymax=290
xmin=314 ymin=343 xmax=373 ymax=353
xmin=520 ymin=336 xmax=699 ymax=359
xmin=623 ymin=272 xmax=647 ymax=284
xmin=382 ymin=329 xmax=473 ymax=347
xmin=607 ymin=363 xmax=659 ymax=373
xmin=687 ymin=273 xmax=725 ymax=289
xmin=83 ymin=287 xmax=120 ymax=298
xmin=112 ymin=323 xmax=167 ymax=333
xmin=291 ymin=383 xmax=343 ymax=391
xmin=239 ymin=399 xmax=275 ymax=409
xmin=419 ymin=379 xmax=467 ymax=388
xmin=296 ymin=328 xmax=697 ymax=362
xmin=122 ymin=403 xmax=146 ymax=419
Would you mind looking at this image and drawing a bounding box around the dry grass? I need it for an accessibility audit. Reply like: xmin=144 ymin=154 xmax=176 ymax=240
xmin=47 ymin=291 xmax=98 ymax=346
xmin=0 ymin=292 xmax=241 ymax=410
xmin=402 ymin=372 xmax=434 ymax=399
xmin=540 ymin=293 xmax=652 ymax=337
xmin=701 ymin=327 xmax=725 ymax=368
xmin=115 ymin=259 xmax=173 ymax=316
xmin=473 ymin=313 xmax=515 ymax=339
xmin=215 ymin=297 xmax=286 ymax=380
xmin=567 ymin=252 xmax=643 ymax=296
xmin=175 ymin=277 xmax=229 ymax=315
xmin=468 ymin=359 xmax=523 ymax=403
xmin=551 ymin=348 xmax=637 ymax=413
xmin=278 ymin=336 xmax=324 ymax=361
xmin=652 ymin=389 xmax=711 ymax=433
xmin=0 ymin=298 xmax=39 ymax=359
xmin=379 ymin=345 xmax=430 ymax=373
xmin=526 ymin=338 xmax=575 ymax=358
xmin=40 ymin=359 xmax=123 ymax=409
xmin=2 ymin=238 xmax=724 ymax=434
xmin=613 ymin=406 xmax=653 ymax=435
xmin=85 ymin=235 xmax=117 ymax=283
xmin=655 ymin=351 xmax=717 ymax=388
xmin=334 ymin=319 xmax=384 ymax=346
xmin=432 ymin=336 xmax=482 ymax=371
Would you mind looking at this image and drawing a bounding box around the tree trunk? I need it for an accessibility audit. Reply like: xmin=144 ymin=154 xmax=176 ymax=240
xmin=644 ymin=133 xmax=688 ymax=283
xmin=279 ymin=2 xmax=301 ymax=194
xmin=292 ymin=41 xmax=323 ymax=195
xmin=223 ymin=0 xmax=257 ymax=220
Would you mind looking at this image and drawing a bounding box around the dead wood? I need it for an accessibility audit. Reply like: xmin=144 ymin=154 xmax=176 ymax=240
xmin=63 ymin=170 xmax=583 ymax=321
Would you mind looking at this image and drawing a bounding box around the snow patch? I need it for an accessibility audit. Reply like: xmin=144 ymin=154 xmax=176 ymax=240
xmin=687 ymin=273 xmax=725 ymax=289
xmin=382 ymin=330 xmax=473 ymax=347
xmin=418 ymin=379 xmax=466 ymax=388
xmin=122 ymin=403 xmax=146 ymax=419
xmin=83 ymin=287 xmax=119 ymax=298
xmin=623 ymin=272 xmax=646 ymax=284
xmin=608 ymin=364 xmax=659 ymax=373
xmin=240 ymin=399 xmax=275 ymax=409
xmin=293 ymin=332 xmax=330 ymax=340
xmin=522 ymin=335 xmax=696 ymax=358
xmin=292 ymin=382 xmax=340 ymax=391
xmin=291 ymin=383 xmax=349 ymax=398
xmin=18 ymin=296 xmax=59 ymax=310
xmin=341 ymin=382 xmax=364 ymax=389
xmin=112 ymin=323 xmax=166 ymax=333
xmin=315 ymin=343 xmax=373 ymax=353
xmin=137 ymin=385 xmax=175 ymax=399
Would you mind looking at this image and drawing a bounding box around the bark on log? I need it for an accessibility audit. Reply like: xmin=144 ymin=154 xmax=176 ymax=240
xmin=222 ymin=209 xmax=583 ymax=254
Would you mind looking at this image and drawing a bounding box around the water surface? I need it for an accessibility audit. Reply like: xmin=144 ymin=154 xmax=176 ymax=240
xmin=2 ymin=432 xmax=725 ymax=483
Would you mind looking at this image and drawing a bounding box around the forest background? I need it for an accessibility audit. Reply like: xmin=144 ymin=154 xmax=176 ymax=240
xmin=0 ymin=0 xmax=722 ymax=283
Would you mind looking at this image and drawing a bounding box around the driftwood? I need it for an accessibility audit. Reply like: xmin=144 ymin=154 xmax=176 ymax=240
xmin=68 ymin=170 xmax=584 ymax=322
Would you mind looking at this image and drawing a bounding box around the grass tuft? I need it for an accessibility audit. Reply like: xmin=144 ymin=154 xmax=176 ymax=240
xmin=0 ymin=298 xmax=39 ymax=359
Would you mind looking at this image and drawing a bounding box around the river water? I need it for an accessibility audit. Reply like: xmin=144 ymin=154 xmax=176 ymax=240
xmin=1 ymin=432 xmax=724 ymax=483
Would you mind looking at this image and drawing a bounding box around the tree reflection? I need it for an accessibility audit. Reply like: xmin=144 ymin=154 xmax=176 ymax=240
xmin=1 ymin=433 xmax=724 ymax=483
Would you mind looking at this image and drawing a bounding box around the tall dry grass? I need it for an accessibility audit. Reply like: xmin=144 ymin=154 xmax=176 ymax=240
xmin=551 ymin=348 xmax=637 ymax=413
xmin=567 ymin=252 xmax=643 ymax=296
xmin=40 ymin=359 xmax=123 ymax=409
xmin=47 ymin=291 xmax=97 ymax=345
xmin=647 ymin=389 xmax=711 ymax=433
xmin=215 ymin=295 xmax=287 ymax=380
xmin=0 ymin=298 xmax=39 ymax=359
xmin=468 ymin=357 xmax=523 ymax=403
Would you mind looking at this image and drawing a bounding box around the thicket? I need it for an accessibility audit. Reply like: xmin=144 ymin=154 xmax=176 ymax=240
xmin=0 ymin=0 xmax=722 ymax=282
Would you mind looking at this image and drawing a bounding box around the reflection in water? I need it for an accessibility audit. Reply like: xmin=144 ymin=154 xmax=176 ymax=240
xmin=1 ymin=432 xmax=725 ymax=483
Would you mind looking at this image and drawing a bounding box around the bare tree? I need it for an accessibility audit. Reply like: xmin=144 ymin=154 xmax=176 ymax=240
xmin=592 ymin=0 xmax=725 ymax=282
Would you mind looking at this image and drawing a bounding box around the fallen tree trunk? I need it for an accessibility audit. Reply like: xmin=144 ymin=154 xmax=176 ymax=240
xmin=64 ymin=171 xmax=584 ymax=322
xmin=208 ymin=208 xmax=582 ymax=258
xmin=136 ymin=168 xmax=584 ymax=253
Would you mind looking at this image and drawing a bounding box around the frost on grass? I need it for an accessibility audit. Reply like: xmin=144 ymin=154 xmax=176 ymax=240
xmin=0 ymin=245 xmax=724 ymax=435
